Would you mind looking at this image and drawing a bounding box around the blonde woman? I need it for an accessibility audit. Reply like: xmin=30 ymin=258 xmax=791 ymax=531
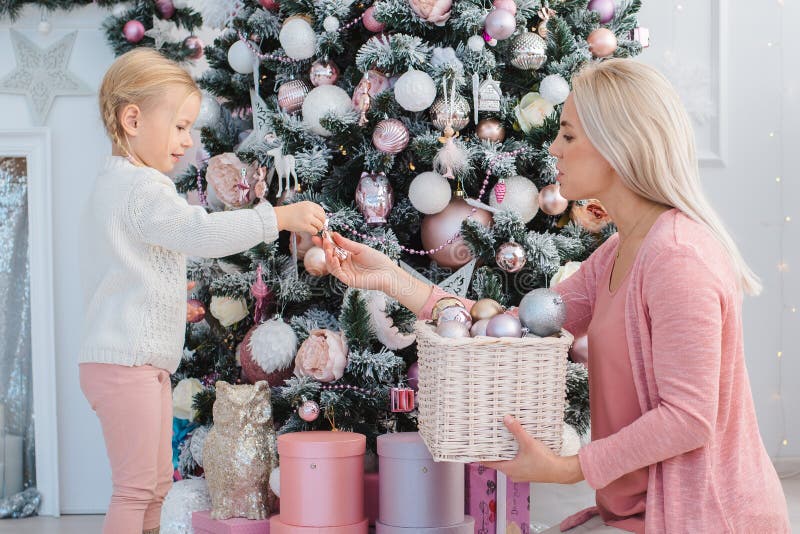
xmin=80 ymin=49 xmax=325 ymax=534
xmin=316 ymin=59 xmax=790 ymax=532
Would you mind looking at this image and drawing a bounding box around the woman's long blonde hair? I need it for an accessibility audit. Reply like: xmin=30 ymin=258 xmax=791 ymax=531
xmin=98 ymin=48 xmax=199 ymax=155
xmin=571 ymin=58 xmax=761 ymax=295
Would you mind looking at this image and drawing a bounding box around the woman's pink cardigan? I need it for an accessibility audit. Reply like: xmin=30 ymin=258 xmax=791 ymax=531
xmin=419 ymin=209 xmax=789 ymax=532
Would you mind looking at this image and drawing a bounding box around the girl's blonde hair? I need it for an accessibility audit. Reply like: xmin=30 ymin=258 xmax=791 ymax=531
xmin=571 ymin=58 xmax=761 ymax=296
xmin=98 ymin=48 xmax=200 ymax=154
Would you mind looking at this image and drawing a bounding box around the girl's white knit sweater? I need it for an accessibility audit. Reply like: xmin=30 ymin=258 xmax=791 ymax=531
xmin=79 ymin=156 xmax=279 ymax=373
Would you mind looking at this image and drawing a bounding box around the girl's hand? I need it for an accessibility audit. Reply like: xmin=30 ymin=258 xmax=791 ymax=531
xmin=482 ymin=415 xmax=584 ymax=485
xmin=312 ymin=232 xmax=396 ymax=291
xmin=274 ymin=201 xmax=326 ymax=235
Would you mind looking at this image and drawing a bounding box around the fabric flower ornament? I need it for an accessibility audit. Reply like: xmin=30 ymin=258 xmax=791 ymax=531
xmin=173 ymin=378 xmax=204 ymax=421
xmin=514 ymin=92 xmax=555 ymax=133
xmin=550 ymin=261 xmax=582 ymax=287
xmin=294 ymin=329 xmax=349 ymax=383
xmin=205 ymin=152 xmax=259 ymax=208
xmin=209 ymin=295 xmax=249 ymax=327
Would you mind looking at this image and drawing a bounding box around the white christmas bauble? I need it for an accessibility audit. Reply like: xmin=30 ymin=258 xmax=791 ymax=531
xmin=409 ymin=171 xmax=451 ymax=215
xmin=540 ymin=74 xmax=570 ymax=105
xmin=559 ymin=423 xmax=581 ymax=456
xmin=302 ymin=85 xmax=353 ymax=136
xmin=269 ymin=466 xmax=280 ymax=497
xmin=364 ymin=289 xmax=416 ymax=350
xmin=467 ymin=34 xmax=485 ymax=52
xmin=394 ymin=69 xmax=437 ymax=112
xmin=249 ymin=319 xmax=298 ymax=373
xmin=323 ymin=15 xmax=340 ymax=32
xmin=209 ymin=295 xmax=249 ymax=327
xmin=227 ymin=40 xmax=255 ymax=74
xmin=194 ymin=92 xmax=221 ymax=129
xmin=160 ymin=478 xmax=211 ymax=534
xmin=489 ymin=175 xmax=539 ymax=223
xmin=279 ymin=17 xmax=316 ymax=60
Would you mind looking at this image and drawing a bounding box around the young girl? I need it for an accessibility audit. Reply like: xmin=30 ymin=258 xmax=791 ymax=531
xmin=79 ymin=48 xmax=325 ymax=534
xmin=316 ymin=59 xmax=791 ymax=532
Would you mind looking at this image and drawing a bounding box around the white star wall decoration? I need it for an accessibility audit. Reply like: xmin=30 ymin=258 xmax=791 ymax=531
xmin=0 ymin=30 xmax=93 ymax=126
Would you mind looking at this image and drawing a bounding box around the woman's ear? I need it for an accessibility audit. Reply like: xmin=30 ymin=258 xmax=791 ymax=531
xmin=119 ymin=103 xmax=141 ymax=137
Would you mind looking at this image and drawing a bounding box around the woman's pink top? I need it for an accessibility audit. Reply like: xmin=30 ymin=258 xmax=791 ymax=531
xmin=587 ymin=257 xmax=645 ymax=533
xmin=418 ymin=209 xmax=790 ymax=533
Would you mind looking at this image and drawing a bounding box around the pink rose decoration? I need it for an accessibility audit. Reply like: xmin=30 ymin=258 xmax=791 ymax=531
xmin=294 ymin=329 xmax=349 ymax=383
xmin=570 ymin=199 xmax=612 ymax=233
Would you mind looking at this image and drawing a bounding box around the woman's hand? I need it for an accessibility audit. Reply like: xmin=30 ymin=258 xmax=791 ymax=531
xmin=483 ymin=415 xmax=584 ymax=485
xmin=274 ymin=201 xmax=326 ymax=234
xmin=314 ymin=232 xmax=396 ymax=292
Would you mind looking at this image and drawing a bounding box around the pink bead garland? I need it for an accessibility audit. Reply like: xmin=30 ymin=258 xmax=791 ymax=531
xmin=332 ymin=149 xmax=526 ymax=256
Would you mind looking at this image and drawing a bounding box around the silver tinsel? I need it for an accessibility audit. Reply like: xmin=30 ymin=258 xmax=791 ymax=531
xmin=189 ymin=425 xmax=211 ymax=468
xmin=510 ymin=32 xmax=548 ymax=70
xmin=160 ymin=478 xmax=211 ymax=534
xmin=519 ymin=288 xmax=566 ymax=337
xmin=0 ymin=488 xmax=40 ymax=518
xmin=429 ymin=94 xmax=470 ymax=132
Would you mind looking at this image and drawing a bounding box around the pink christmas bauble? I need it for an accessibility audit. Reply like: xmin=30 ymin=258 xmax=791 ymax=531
xmin=588 ymin=0 xmax=615 ymax=24
xmin=587 ymin=28 xmax=618 ymax=58
xmin=492 ymin=0 xmax=517 ymax=16
xmin=569 ymin=335 xmax=589 ymax=365
xmin=183 ymin=36 xmax=204 ymax=60
xmin=155 ymin=0 xmax=175 ymax=19
xmin=484 ymin=8 xmax=517 ymax=40
xmin=259 ymin=0 xmax=279 ymax=10
xmin=363 ymin=6 xmax=386 ymax=32
xmin=298 ymin=399 xmax=320 ymax=422
xmin=303 ymin=246 xmax=329 ymax=276
xmin=356 ymin=172 xmax=394 ymax=226
xmin=372 ymin=119 xmax=409 ymax=154
xmin=309 ymin=59 xmax=340 ymax=86
xmin=123 ymin=20 xmax=145 ymax=43
xmin=538 ymin=183 xmax=569 ymax=216
xmin=186 ymin=299 xmax=206 ymax=323
xmin=420 ymin=198 xmax=492 ymax=269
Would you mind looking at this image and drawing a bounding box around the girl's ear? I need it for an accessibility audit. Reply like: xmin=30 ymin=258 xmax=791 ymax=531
xmin=119 ymin=103 xmax=142 ymax=137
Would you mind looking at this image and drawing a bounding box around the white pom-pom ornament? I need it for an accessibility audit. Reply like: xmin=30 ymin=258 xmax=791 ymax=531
xmin=280 ymin=17 xmax=316 ymax=60
xmin=302 ymin=85 xmax=353 ymax=136
xmin=227 ymin=40 xmax=255 ymax=74
xmin=489 ymin=175 xmax=539 ymax=223
xmin=323 ymin=16 xmax=340 ymax=32
xmin=250 ymin=318 xmax=298 ymax=369
xmin=540 ymin=74 xmax=570 ymax=105
xmin=394 ymin=69 xmax=437 ymax=112
xmin=559 ymin=423 xmax=581 ymax=456
xmin=467 ymin=35 xmax=485 ymax=52
xmin=409 ymin=171 xmax=451 ymax=215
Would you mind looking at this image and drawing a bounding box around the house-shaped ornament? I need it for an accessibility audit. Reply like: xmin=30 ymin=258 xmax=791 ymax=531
xmin=477 ymin=76 xmax=502 ymax=112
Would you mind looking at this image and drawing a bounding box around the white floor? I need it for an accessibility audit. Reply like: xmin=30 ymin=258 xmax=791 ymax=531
xmin=1 ymin=475 xmax=798 ymax=533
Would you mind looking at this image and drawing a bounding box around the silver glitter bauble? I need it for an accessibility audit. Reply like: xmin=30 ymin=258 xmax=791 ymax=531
xmin=435 ymin=320 xmax=471 ymax=338
xmin=372 ymin=119 xmax=410 ymax=154
xmin=203 ymin=381 xmax=278 ymax=520
xmin=356 ymin=171 xmax=394 ymax=225
xmin=519 ymin=288 xmax=567 ymax=337
xmin=436 ymin=305 xmax=473 ymax=329
xmin=510 ymin=31 xmax=547 ymax=70
xmin=485 ymin=313 xmax=523 ymax=338
xmin=430 ymin=94 xmax=471 ymax=132
xmin=277 ymin=79 xmax=309 ymax=113
xmin=495 ymin=241 xmax=527 ymax=273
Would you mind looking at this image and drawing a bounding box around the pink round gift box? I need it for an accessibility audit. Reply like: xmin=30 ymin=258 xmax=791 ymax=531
xmin=270 ymin=431 xmax=367 ymax=531
xmin=376 ymin=432 xmax=473 ymax=532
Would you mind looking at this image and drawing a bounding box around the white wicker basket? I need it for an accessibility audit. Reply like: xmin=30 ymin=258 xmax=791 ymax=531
xmin=415 ymin=320 xmax=573 ymax=462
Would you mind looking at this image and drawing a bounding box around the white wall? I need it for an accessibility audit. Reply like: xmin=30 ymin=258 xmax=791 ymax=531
xmin=0 ymin=1 xmax=796 ymax=514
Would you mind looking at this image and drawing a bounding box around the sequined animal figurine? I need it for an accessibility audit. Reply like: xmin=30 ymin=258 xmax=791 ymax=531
xmin=203 ymin=381 xmax=278 ymax=520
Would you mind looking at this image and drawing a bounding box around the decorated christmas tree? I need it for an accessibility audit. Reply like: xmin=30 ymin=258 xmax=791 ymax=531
xmin=169 ymin=0 xmax=647 ymax=476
